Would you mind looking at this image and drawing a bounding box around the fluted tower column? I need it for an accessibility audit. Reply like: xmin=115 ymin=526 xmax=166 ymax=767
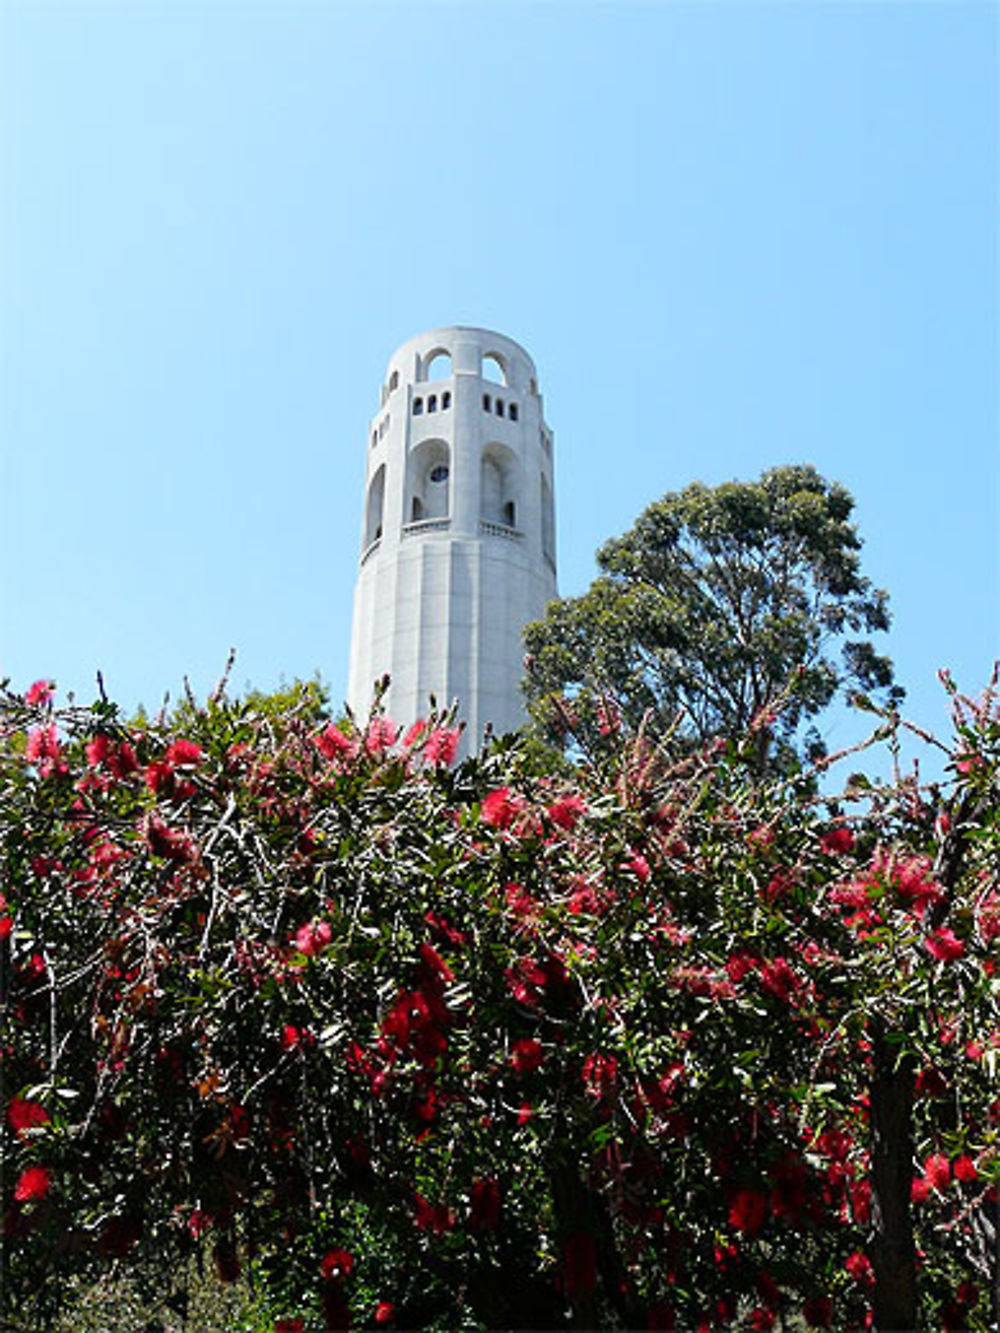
xmin=347 ymin=327 xmax=558 ymax=747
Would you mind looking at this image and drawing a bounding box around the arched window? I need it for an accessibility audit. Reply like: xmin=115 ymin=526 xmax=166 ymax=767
xmin=509 ymin=403 xmax=518 ymax=422
xmin=407 ymin=439 xmax=451 ymax=524
xmin=364 ymin=464 xmax=386 ymax=549
xmin=424 ymin=349 xmax=452 ymax=382
xmin=428 ymin=394 xmax=437 ymax=413
xmin=481 ymin=444 xmax=521 ymax=530
xmin=483 ymin=394 xmax=491 ymax=412
xmin=413 ymin=398 xmax=423 ymax=415
xmin=482 ymin=352 xmax=507 ymax=385
xmin=495 ymin=399 xmax=504 ymax=417
xmin=442 ymin=391 xmax=451 ymax=409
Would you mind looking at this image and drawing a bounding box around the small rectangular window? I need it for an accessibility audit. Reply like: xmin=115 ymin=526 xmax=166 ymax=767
xmin=495 ymin=400 xmax=504 ymax=417
xmin=442 ymin=391 xmax=451 ymax=409
xmin=483 ymin=394 xmax=491 ymax=411
xmin=509 ymin=403 xmax=518 ymax=421
xmin=413 ymin=398 xmax=423 ymax=415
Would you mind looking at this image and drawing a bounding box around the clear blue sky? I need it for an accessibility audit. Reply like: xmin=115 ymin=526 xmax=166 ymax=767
xmin=1 ymin=2 xmax=996 ymax=774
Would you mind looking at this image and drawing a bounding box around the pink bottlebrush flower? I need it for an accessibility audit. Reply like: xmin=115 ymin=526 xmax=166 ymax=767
xmin=402 ymin=719 xmax=427 ymax=750
xmin=314 ymin=724 xmax=357 ymax=761
xmin=924 ymin=928 xmax=965 ymax=963
xmin=14 ymin=1165 xmax=51 ymax=1201
xmin=418 ymin=941 xmax=454 ymax=983
xmin=423 ymin=727 xmax=460 ymax=765
xmin=820 ymin=826 xmax=855 ymax=856
xmin=364 ymin=717 xmax=399 ymax=757
xmin=25 ymin=724 xmax=60 ymax=765
xmin=24 ymin=680 xmax=54 ymax=706
xmin=628 ymin=851 xmax=651 ymax=882
xmin=976 ymin=888 xmax=1000 ymax=943
xmin=293 ymin=920 xmax=333 ymax=956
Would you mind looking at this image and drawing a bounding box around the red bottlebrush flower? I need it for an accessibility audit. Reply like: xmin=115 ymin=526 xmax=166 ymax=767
xmin=468 ymin=1177 xmax=502 ymax=1231
xmin=188 ymin=1208 xmax=212 ymax=1238
xmin=0 ymin=916 xmax=11 ymax=939
xmin=24 ymin=679 xmax=54 ymax=706
xmin=166 ymin=738 xmax=203 ymax=766
xmin=747 ymin=1310 xmax=775 ymax=1333
xmin=315 ymin=723 xmax=357 ymax=761
xmin=14 ymin=1166 xmax=51 ymax=1201
xmin=481 ymin=786 xmax=517 ymax=828
xmin=911 ymin=1176 xmax=931 ymax=1204
xmin=845 ymin=1250 xmax=874 ymax=1286
xmin=547 ymin=793 xmax=586 ymax=830
xmin=145 ymin=759 xmax=175 ymax=793
xmin=747 ymin=824 xmax=775 ymax=849
xmin=510 ymin=1037 xmax=544 ymax=1074
xmin=953 ymin=1154 xmax=978 ymax=1182
xmin=374 ymin=1303 xmax=395 ymax=1326
xmin=281 ymin=1024 xmax=304 ymax=1051
xmin=729 ymin=1189 xmax=767 ymax=1236
xmin=561 ymin=1231 xmax=596 ymax=1296
xmin=725 ymin=951 xmax=758 ymax=985
xmin=86 ymin=734 xmax=111 ymax=767
xmin=424 ymin=910 xmax=468 ymax=947
xmin=214 ymin=1236 xmax=241 ymax=1283
xmin=424 ymin=727 xmax=460 ymax=765
xmin=820 ymin=826 xmax=855 ymax=855
xmin=7 ymin=1098 xmax=50 ymax=1138
xmin=923 ymin=1152 xmax=951 ymax=1190
xmin=320 ymin=1247 xmax=354 ymax=1281
xmin=516 ymin=1100 xmax=534 ymax=1126
xmin=402 ymin=718 xmax=427 ymax=749
xmin=924 ymin=927 xmax=965 ymax=962
xmin=293 ymin=920 xmax=333 ymax=956
xmin=582 ymin=1051 xmax=618 ymax=1102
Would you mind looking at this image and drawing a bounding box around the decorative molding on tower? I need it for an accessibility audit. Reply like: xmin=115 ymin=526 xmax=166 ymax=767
xmin=347 ymin=327 xmax=558 ymax=747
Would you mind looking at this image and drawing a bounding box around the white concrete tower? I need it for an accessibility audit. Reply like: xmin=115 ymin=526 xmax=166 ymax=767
xmin=347 ymin=327 xmax=558 ymax=745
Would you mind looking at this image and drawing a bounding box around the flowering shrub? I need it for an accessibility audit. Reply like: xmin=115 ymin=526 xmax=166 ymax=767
xmin=1 ymin=672 xmax=998 ymax=1330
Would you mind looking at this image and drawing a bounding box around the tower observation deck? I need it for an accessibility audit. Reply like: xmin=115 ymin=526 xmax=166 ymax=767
xmin=347 ymin=327 xmax=557 ymax=748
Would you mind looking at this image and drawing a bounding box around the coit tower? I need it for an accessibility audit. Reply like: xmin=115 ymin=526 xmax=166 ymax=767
xmin=347 ymin=327 xmax=557 ymax=745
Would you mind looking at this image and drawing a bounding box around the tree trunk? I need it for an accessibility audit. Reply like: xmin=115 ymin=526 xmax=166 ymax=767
xmin=870 ymin=1018 xmax=918 ymax=1330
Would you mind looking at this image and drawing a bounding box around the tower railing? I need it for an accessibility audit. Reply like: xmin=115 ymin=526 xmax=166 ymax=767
xmin=402 ymin=518 xmax=451 ymax=537
xmin=480 ymin=520 xmax=523 ymax=541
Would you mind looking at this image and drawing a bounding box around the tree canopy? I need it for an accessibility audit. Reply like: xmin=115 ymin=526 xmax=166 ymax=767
xmin=523 ymin=465 xmax=900 ymax=763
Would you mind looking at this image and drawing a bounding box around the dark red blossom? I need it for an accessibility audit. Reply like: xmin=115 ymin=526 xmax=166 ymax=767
xmin=413 ymin=1192 xmax=453 ymax=1234
xmin=728 ymin=1188 xmax=767 ymax=1236
xmin=7 ymin=1098 xmax=49 ymax=1138
xmin=819 ymin=825 xmax=854 ymax=855
xmin=481 ymin=786 xmax=519 ymax=828
xmin=844 ymin=1250 xmax=874 ymax=1286
xmin=582 ymin=1051 xmax=618 ymax=1103
xmin=923 ymin=1152 xmax=950 ymax=1190
xmin=166 ymin=738 xmax=203 ymax=766
xmin=320 ymin=1247 xmax=354 ymax=1281
xmin=510 ymin=1037 xmax=544 ymax=1074
xmin=547 ymin=793 xmax=586 ymax=829
xmin=374 ymin=1303 xmax=395 ymax=1326
xmin=13 ymin=1166 xmax=50 ymax=1201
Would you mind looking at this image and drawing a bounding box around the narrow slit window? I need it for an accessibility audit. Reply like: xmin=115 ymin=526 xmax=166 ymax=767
xmin=509 ymin=403 xmax=518 ymax=421
xmin=413 ymin=398 xmax=423 ymax=415
xmin=442 ymin=391 xmax=451 ymax=409
xmin=495 ymin=399 xmax=504 ymax=417
xmin=428 ymin=395 xmax=437 ymax=413
xmin=483 ymin=394 xmax=491 ymax=412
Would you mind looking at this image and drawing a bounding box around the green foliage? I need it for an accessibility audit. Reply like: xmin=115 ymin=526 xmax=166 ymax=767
xmin=523 ymin=465 xmax=901 ymax=764
xmin=1 ymin=670 xmax=998 ymax=1331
